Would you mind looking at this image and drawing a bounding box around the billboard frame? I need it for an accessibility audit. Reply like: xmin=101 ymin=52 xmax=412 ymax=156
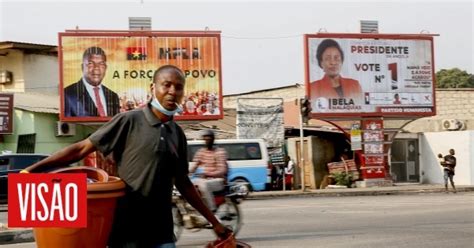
xmin=58 ymin=30 xmax=223 ymax=122
xmin=304 ymin=33 xmax=438 ymax=119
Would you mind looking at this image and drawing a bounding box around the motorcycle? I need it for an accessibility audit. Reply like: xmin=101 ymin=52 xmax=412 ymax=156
xmin=172 ymin=182 xmax=249 ymax=240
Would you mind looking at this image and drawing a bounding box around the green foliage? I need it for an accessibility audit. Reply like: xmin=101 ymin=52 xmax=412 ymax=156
xmin=436 ymin=68 xmax=474 ymax=88
xmin=331 ymin=172 xmax=353 ymax=187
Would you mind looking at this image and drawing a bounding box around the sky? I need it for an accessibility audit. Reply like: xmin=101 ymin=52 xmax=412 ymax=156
xmin=0 ymin=0 xmax=473 ymax=95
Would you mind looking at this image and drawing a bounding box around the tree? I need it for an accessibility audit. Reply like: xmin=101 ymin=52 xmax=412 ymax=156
xmin=435 ymin=68 xmax=474 ymax=88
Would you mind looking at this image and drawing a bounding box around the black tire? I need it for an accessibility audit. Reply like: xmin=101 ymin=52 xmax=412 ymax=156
xmin=215 ymin=200 xmax=242 ymax=236
xmin=172 ymin=206 xmax=184 ymax=240
xmin=231 ymin=178 xmax=253 ymax=192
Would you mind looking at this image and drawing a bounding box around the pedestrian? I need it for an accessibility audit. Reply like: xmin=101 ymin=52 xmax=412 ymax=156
xmin=440 ymin=149 xmax=457 ymax=193
xmin=284 ymin=156 xmax=295 ymax=190
xmin=23 ymin=65 xmax=231 ymax=247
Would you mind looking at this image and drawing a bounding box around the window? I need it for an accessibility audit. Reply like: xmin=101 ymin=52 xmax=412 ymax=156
xmin=17 ymin=134 xmax=36 ymax=153
xmin=187 ymin=142 xmax=262 ymax=162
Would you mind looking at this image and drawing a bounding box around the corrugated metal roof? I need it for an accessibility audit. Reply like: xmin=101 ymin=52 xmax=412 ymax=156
xmin=0 ymin=41 xmax=57 ymax=51
xmin=13 ymin=92 xmax=59 ymax=114
xmin=179 ymin=108 xmax=237 ymax=139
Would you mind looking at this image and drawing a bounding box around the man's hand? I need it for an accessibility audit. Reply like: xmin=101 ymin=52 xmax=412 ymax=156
xmin=213 ymin=222 xmax=233 ymax=240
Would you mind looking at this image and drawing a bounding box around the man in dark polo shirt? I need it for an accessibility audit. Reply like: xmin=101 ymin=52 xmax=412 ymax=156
xmin=24 ymin=65 xmax=230 ymax=247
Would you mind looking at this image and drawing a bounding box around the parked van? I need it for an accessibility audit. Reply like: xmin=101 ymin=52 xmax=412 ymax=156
xmin=187 ymin=139 xmax=270 ymax=191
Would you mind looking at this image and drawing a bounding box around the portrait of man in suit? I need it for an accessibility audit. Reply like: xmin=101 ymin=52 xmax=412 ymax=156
xmin=64 ymin=46 xmax=120 ymax=117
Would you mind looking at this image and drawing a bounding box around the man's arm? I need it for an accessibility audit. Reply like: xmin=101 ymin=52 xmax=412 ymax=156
xmin=174 ymin=174 xmax=230 ymax=239
xmin=189 ymin=149 xmax=203 ymax=174
xmin=24 ymin=138 xmax=97 ymax=173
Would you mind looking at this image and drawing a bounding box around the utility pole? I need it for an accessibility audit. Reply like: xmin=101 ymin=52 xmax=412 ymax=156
xmin=298 ymin=98 xmax=305 ymax=192
xmin=298 ymin=97 xmax=311 ymax=192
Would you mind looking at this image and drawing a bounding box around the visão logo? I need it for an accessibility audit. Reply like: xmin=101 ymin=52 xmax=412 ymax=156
xmin=8 ymin=173 xmax=87 ymax=227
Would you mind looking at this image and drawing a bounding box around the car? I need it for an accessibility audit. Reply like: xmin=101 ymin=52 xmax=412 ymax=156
xmin=0 ymin=153 xmax=49 ymax=202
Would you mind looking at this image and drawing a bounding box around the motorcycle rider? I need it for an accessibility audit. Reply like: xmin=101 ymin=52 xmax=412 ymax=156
xmin=190 ymin=129 xmax=229 ymax=212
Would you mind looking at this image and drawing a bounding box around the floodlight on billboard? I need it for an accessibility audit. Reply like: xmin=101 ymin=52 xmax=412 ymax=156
xmin=59 ymin=30 xmax=223 ymax=122
xmin=304 ymin=33 xmax=436 ymax=118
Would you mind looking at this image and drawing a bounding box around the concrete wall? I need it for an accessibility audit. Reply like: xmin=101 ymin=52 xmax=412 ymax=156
xmin=224 ymin=87 xmax=474 ymax=132
xmin=23 ymin=54 xmax=58 ymax=94
xmin=0 ymin=49 xmax=25 ymax=92
xmin=0 ymin=50 xmax=58 ymax=94
xmin=403 ymin=89 xmax=474 ymax=132
xmin=420 ymin=130 xmax=473 ymax=185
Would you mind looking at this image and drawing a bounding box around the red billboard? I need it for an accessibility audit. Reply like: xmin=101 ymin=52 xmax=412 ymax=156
xmin=305 ymin=33 xmax=436 ymax=118
xmin=59 ymin=30 xmax=223 ymax=122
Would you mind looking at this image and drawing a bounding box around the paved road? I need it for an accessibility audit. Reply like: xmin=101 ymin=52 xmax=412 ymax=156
xmin=2 ymin=192 xmax=473 ymax=247
xmin=177 ymin=192 xmax=474 ymax=247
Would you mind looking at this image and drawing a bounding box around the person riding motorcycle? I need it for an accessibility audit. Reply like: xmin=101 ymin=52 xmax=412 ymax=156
xmin=190 ymin=129 xmax=229 ymax=212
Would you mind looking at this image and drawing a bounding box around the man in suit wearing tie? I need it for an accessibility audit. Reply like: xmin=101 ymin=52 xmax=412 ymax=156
xmin=64 ymin=46 xmax=120 ymax=117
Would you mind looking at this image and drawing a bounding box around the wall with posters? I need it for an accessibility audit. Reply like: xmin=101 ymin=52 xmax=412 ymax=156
xmin=59 ymin=31 xmax=223 ymax=122
xmin=305 ymin=33 xmax=435 ymax=118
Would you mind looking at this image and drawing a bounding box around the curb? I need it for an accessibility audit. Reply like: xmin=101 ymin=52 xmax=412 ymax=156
xmin=0 ymin=229 xmax=34 ymax=245
xmin=246 ymin=187 xmax=474 ymax=200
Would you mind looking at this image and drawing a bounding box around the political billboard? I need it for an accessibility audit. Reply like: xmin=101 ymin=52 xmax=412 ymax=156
xmin=305 ymin=33 xmax=436 ymax=118
xmin=59 ymin=31 xmax=222 ymax=122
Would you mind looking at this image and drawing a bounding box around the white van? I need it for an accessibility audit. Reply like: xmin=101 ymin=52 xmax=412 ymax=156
xmin=187 ymin=139 xmax=270 ymax=191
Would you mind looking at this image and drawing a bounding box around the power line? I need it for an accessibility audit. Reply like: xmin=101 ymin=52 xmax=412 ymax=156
xmin=222 ymin=34 xmax=303 ymax=40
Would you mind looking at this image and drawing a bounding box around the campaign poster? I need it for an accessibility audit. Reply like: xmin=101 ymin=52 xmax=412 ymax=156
xmin=305 ymin=33 xmax=436 ymax=118
xmin=59 ymin=31 xmax=223 ymax=122
xmin=0 ymin=93 xmax=13 ymax=134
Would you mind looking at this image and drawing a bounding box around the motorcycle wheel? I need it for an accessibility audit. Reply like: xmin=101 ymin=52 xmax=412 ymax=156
xmin=215 ymin=199 xmax=242 ymax=235
xmin=172 ymin=206 xmax=184 ymax=240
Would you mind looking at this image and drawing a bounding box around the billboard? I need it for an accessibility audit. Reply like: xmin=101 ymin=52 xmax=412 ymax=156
xmin=0 ymin=93 xmax=13 ymax=134
xmin=305 ymin=33 xmax=436 ymax=118
xmin=59 ymin=31 xmax=223 ymax=122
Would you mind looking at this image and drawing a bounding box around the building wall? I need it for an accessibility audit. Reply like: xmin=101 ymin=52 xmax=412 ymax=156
xmin=420 ymin=130 xmax=473 ymax=185
xmin=0 ymin=110 xmax=94 ymax=154
xmin=225 ymin=87 xmax=474 ymax=132
xmin=0 ymin=50 xmax=58 ymax=94
xmin=23 ymin=54 xmax=58 ymax=94
xmin=0 ymin=49 xmax=25 ymax=92
xmin=403 ymin=89 xmax=474 ymax=132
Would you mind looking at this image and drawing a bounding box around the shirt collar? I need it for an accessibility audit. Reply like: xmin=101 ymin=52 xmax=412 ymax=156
xmin=82 ymin=77 xmax=102 ymax=91
xmin=142 ymin=103 xmax=175 ymax=132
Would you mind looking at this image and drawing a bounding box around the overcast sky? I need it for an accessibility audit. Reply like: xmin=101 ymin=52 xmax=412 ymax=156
xmin=1 ymin=0 xmax=472 ymax=94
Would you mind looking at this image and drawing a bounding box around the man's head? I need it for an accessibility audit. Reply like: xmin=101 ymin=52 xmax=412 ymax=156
xmin=150 ymin=65 xmax=186 ymax=112
xmin=316 ymin=39 xmax=344 ymax=78
xmin=82 ymin=47 xmax=107 ymax=87
xmin=449 ymin=149 xmax=455 ymax=155
xmin=201 ymin=129 xmax=215 ymax=149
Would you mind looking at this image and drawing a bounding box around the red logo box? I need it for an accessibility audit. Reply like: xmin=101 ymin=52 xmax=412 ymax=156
xmin=8 ymin=173 xmax=87 ymax=227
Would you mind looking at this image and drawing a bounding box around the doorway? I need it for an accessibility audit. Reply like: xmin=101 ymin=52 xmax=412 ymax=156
xmin=390 ymin=139 xmax=420 ymax=183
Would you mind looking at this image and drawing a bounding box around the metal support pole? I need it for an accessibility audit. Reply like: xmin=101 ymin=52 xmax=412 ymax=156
xmin=299 ymin=99 xmax=306 ymax=192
